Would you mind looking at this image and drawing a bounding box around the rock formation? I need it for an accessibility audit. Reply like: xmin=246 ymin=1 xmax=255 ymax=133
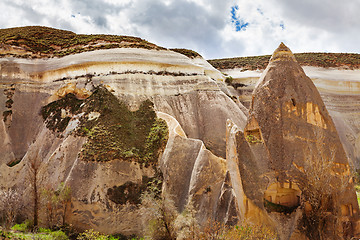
xmin=0 ymin=26 xmax=359 ymax=239
xmin=218 ymin=57 xmax=360 ymax=171
xmin=0 ymin=27 xmax=246 ymax=236
xmin=226 ymin=43 xmax=360 ymax=239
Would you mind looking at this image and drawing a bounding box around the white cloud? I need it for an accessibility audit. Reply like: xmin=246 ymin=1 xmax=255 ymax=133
xmin=0 ymin=0 xmax=359 ymax=59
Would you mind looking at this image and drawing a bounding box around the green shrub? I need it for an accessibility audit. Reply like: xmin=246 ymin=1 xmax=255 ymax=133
xmin=38 ymin=227 xmax=52 ymax=233
xmin=41 ymin=182 xmax=71 ymax=228
xmin=11 ymin=220 xmax=32 ymax=232
xmin=245 ymin=134 xmax=262 ymax=144
xmin=225 ymin=76 xmax=233 ymax=85
xmin=50 ymin=230 xmax=69 ymax=240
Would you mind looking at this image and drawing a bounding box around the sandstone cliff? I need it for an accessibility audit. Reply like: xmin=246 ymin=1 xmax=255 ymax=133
xmin=0 ymin=27 xmax=246 ymax=236
xmin=0 ymin=27 xmax=359 ymax=239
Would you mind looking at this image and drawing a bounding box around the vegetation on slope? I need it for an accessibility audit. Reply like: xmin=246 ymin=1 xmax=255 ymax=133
xmin=0 ymin=26 xmax=165 ymax=58
xmin=1 ymin=222 xmax=137 ymax=240
xmin=41 ymin=87 xmax=168 ymax=165
xmin=0 ymin=26 xmax=204 ymax=60
xmin=41 ymin=93 xmax=83 ymax=132
xmin=170 ymin=48 xmax=202 ymax=58
xmin=209 ymin=52 xmax=360 ymax=70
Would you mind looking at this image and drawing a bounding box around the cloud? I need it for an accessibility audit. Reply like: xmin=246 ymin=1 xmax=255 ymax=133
xmin=124 ymin=0 xmax=232 ymax=58
xmin=273 ymin=0 xmax=360 ymax=33
xmin=0 ymin=0 xmax=359 ymax=59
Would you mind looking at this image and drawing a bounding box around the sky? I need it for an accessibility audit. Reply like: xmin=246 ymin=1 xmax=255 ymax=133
xmin=0 ymin=0 xmax=359 ymax=59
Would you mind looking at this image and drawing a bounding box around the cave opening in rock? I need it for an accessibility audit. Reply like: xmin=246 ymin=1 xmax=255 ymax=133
xmin=244 ymin=116 xmax=263 ymax=143
xmin=264 ymin=182 xmax=301 ymax=214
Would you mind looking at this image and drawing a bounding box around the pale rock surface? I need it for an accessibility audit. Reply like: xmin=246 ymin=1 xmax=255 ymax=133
xmin=0 ymin=48 xmax=246 ymax=236
xmin=158 ymin=112 xmax=230 ymax=225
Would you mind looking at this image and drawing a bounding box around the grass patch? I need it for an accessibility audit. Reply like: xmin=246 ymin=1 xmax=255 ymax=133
xmin=0 ymin=26 xmax=165 ymax=58
xmin=1 ymin=229 xmax=68 ymax=240
xmin=11 ymin=221 xmax=32 ymax=232
xmin=3 ymin=223 xmax=144 ymax=240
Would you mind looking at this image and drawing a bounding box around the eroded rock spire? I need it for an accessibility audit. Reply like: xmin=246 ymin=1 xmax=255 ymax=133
xmin=269 ymin=42 xmax=297 ymax=63
xmin=226 ymin=43 xmax=360 ymax=240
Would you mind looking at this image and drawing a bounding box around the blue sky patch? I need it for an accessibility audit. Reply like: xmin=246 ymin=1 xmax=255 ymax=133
xmin=280 ymin=22 xmax=285 ymax=30
xmin=231 ymin=5 xmax=249 ymax=32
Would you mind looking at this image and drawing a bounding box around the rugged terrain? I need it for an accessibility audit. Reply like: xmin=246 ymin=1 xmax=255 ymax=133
xmin=0 ymin=26 xmax=245 ymax=236
xmin=0 ymin=26 xmax=360 ymax=239
xmin=210 ymin=53 xmax=360 ymax=171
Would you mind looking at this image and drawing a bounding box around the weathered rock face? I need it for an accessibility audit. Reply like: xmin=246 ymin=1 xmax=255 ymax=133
xmin=226 ymin=43 xmax=360 ymax=239
xmin=0 ymin=46 xmax=246 ymax=235
xmin=1 ymin=31 xmax=359 ymax=239
xmin=0 ymin=48 xmax=245 ymax=162
xmin=221 ymin=63 xmax=360 ymax=170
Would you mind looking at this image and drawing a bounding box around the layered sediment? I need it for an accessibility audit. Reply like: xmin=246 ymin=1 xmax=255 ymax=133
xmin=0 ymin=43 xmax=246 ymax=235
xmin=1 ymin=27 xmax=359 ymax=239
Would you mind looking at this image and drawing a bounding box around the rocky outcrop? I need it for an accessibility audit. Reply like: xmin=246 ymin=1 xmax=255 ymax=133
xmin=221 ymin=64 xmax=360 ymax=171
xmin=226 ymin=43 xmax=360 ymax=239
xmin=0 ymin=45 xmax=247 ymax=235
xmin=1 ymin=27 xmax=359 ymax=239
xmin=0 ymin=48 xmax=244 ymax=161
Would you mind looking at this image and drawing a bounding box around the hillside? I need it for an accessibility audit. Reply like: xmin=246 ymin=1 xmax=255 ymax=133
xmin=209 ymin=52 xmax=360 ymax=70
xmin=0 ymin=26 xmax=201 ymax=59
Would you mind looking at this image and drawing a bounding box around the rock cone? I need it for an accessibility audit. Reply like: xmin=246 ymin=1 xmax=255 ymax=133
xmin=227 ymin=43 xmax=360 ymax=239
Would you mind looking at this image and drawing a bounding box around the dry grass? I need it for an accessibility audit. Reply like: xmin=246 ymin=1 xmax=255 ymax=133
xmin=0 ymin=26 xmax=165 ymax=58
xmin=209 ymin=52 xmax=360 ymax=70
xmin=0 ymin=26 xmax=204 ymax=60
xmin=170 ymin=48 xmax=202 ymax=58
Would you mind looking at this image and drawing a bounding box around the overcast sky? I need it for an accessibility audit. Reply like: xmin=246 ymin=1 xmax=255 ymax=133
xmin=0 ymin=0 xmax=359 ymax=59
